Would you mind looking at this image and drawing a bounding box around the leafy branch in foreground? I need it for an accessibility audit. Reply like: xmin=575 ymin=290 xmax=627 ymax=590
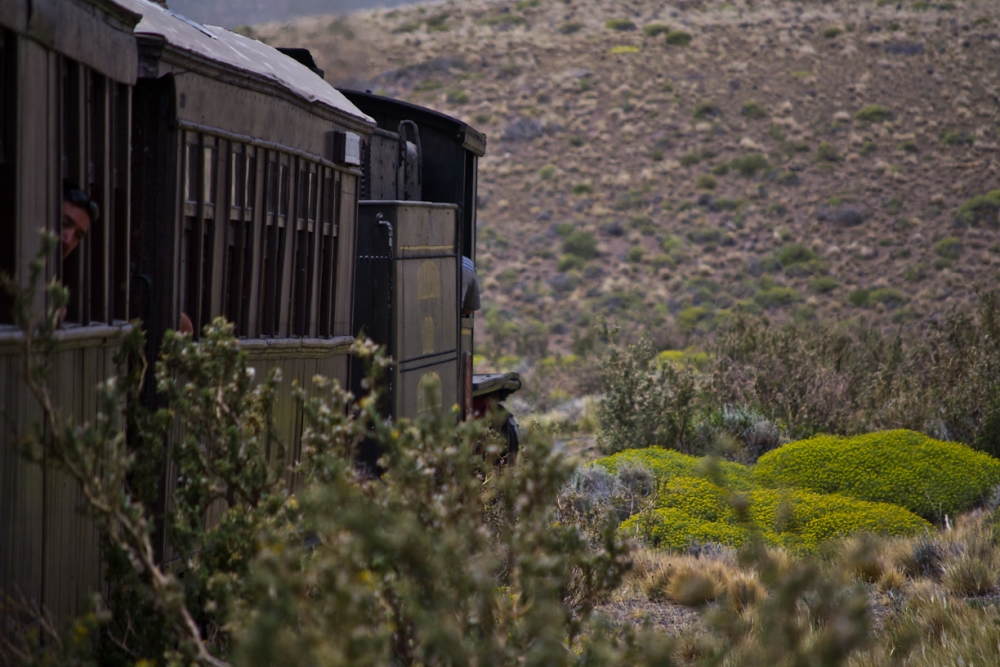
xmin=1 ymin=237 xmax=671 ymax=667
xmin=1 ymin=233 xmax=227 ymax=667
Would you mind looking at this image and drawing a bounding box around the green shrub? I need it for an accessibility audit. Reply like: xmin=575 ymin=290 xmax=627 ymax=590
xmin=563 ymin=230 xmax=598 ymax=259
xmin=941 ymin=130 xmax=973 ymax=146
xmin=711 ymin=162 xmax=730 ymax=176
xmin=742 ymin=100 xmax=767 ymax=119
xmin=848 ymin=289 xmax=870 ymax=307
xmin=572 ymin=182 xmax=594 ymax=195
xmin=816 ymin=141 xmax=841 ymax=162
xmin=680 ymin=151 xmax=701 ymax=166
xmin=777 ymin=170 xmax=800 ymax=186
xmin=755 ymin=285 xmax=800 ymax=308
xmin=935 ymin=237 xmax=963 ymax=260
xmin=557 ymin=254 xmax=585 ymax=272
xmin=615 ymin=467 xmax=929 ymax=551
xmin=539 ymin=164 xmax=557 ymax=180
xmin=822 ymin=26 xmax=843 ymax=38
xmin=776 ymin=243 xmax=817 ymax=266
xmin=596 ymin=336 xmax=700 ymax=454
xmin=622 ymin=506 xmax=753 ymax=550
xmin=957 ymin=190 xmax=1000 ymax=228
xmin=392 ymin=21 xmax=421 ymax=33
xmin=627 ymin=245 xmax=645 ymax=263
xmin=425 ymin=12 xmax=450 ymax=30
xmin=693 ymin=101 xmax=721 ymax=120
xmin=446 ymin=88 xmax=469 ymax=104
xmin=558 ymin=21 xmax=584 ymax=34
xmin=754 ymin=430 xmax=1000 ymax=520
xmin=868 ymin=287 xmax=907 ymax=309
xmin=605 ymin=18 xmax=636 ymax=31
xmin=643 ymin=23 xmax=670 ymax=36
xmin=678 ymin=306 xmax=713 ymax=332
xmin=855 ymin=105 xmax=893 ymax=123
xmin=696 ymin=174 xmax=717 ymax=190
xmin=614 ymin=190 xmax=645 ymax=211
xmin=809 ymin=276 xmax=839 ymax=294
xmin=731 ymin=153 xmax=769 ymax=177
xmin=415 ymin=78 xmax=443 ymax=92
xmin=479 ymin=14 xmax=527 ymax=27
xmin=596 ymin=447 xmax=755 ymax=490
xmin=664 ymin=30 xmax=693 ymax=46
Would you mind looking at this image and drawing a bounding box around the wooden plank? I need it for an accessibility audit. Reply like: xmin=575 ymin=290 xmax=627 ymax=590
xmin=276 ymin=157 xmax=295 ymax=337
xmin=333 ymin=174 xmax=357 ymax=337
xmin=244 ymin=147 xmax=264 ymax=336
xmin=208 ymin=139 xmax=227 ymax=323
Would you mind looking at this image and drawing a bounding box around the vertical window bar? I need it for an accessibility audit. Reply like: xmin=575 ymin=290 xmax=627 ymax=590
xmin=62 ymin=58 xmax=85 ymax=323
xmin=111 ymin=82 xmax=130 ymax=321
xmin=89 ymin=71 xmax=108 ymax=323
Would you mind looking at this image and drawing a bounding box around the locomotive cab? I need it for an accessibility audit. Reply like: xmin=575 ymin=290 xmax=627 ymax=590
xmin=339 ymin=90 xmax=521 ymax=424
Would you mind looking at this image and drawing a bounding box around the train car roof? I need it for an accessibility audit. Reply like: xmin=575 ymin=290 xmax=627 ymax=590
xmin=339 ymin=90 xmax=487 ymax=157
xmin=0 ymin=0 xmax=140 ymax=83
xmin=118 ymin=0 xmax=373 ymax=127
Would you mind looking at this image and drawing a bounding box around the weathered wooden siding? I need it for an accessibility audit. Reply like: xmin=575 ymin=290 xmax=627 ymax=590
xmin=0 ymin=331 xmax=122 ymax=625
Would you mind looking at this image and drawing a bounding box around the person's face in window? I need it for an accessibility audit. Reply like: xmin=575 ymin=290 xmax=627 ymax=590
xmin=61 ymin=201 xmax=91 ymax=259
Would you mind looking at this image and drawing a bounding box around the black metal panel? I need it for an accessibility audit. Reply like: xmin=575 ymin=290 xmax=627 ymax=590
xmin=351 ymin=205 xmax=393 ymax=407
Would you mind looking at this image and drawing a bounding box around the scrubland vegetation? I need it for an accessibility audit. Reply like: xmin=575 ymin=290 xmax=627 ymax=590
xmin=7 ymin=0 xmax=1000 ymax=661
xmin=5 ymin=241 xmax=1000 ymax=666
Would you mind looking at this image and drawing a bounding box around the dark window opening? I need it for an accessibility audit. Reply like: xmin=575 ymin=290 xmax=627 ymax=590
xmin=224 ymin=220 xmax=252 ymax=335
xmin=111 ymin=82 xmax=130 ymax=321
xmin=182 ymin=218 xmax=214 ymax=335
xmin=0 ymin=31 xmax=17 ymax=325
xmin=89 ymin=71 xmax=108 ymax=322
xmin=259 ymin=222 xmax=285 ymax=337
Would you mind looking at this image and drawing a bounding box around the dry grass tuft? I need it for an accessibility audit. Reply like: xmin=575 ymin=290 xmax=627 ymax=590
xmin=837 ymin=533 xmax=887 ymax=584
xmin=725 ymin=571 xmax=767 ymax=614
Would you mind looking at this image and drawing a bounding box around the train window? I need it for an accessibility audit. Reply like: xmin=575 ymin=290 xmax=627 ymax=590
xmin=0 ymin=31 xmax=16 ymax=325
xmin=178 ymin=132 xmax=217 ymax=336
xmin=259 ymin=152 xmax=287 ymax=336
xmin=56 ymin=60 xmax=126 ymax=326
xmin=185 ymin=140 xmax=199 ymax=205
xmin=180 ymin=218 xmax=215 ymax=335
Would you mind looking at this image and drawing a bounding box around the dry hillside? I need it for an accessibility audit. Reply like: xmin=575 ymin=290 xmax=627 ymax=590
xmin=247 ymin=0 xmax=1000 ymax=367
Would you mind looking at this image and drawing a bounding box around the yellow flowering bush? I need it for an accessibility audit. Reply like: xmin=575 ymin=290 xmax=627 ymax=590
xmin=619 ymin=507 xmax=756 ymax=550
xmin=596 ymin=446 xmax=756 ymax=491
xmin=612 ymin=468 xmax=930 ymax=552
xmin=753 ymin=430 xmax=1000 ymax=520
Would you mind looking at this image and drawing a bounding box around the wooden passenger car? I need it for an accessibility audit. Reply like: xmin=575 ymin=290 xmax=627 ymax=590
xmin=117 ymin=0 xmax=375 ymax=559
xmin=0 ymin=0 xmax=140 ymax=626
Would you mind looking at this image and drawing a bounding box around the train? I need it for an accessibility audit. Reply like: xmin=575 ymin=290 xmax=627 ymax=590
xmin=0 ymin=0 xmax=520 ymax=626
